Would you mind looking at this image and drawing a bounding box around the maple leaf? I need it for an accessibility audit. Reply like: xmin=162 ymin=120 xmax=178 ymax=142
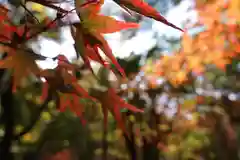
xmin=181 ymin=33 xmax=194 ymax=54
xmin=73 ymin=0 xmax=139 ymax=77
xmin=0 ymin=6 xmax=18 ymax=42
xmin=226 ymin=0 xmax=240 ymax=23
xmin=112 ymin=0 xmax=183 ymax=31
xmin=76 ymin=0 xmax=104 ymax=17
xmin=58 ymin=93 xmax=87 ymax=125
xmin=0 ymin=5 xmax=60 ymax=43
xmin=81 ymin=14 xmax=139 ymax=34
xmin=0 ymin=6 xmax=37 ymax=43
xmin=92 ymin=88 xmax=143 ymax=135
xmin=40 ymin=55 xmax=95 ymax=101
xmin=72 ymin=27 xmax=96 ymax=74
xmin=186 ymin=56 xmax=201 ymax=70
xmin=73 ymin=24 xmax=136 ymax=77
xmin=39 ymin=55 xmax=96 ymax=122
xmin=0 ymin=47 xmax=41 ymax=92
xmin=40 ymin=71 xmax=94 ymax=124
xmin=144 ymin=0 xmax=240 ymax=88
xmin=85 ymin=30 xmax=126 ymax=76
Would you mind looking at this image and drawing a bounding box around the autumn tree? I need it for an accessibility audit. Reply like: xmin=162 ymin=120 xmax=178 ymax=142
xmin=141 ymin=0 xmax=240 ymax=159
xmin=0 ymin=0 xmax=183 ymax=159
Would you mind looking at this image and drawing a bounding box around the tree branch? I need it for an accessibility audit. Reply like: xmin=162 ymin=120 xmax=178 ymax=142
xmin=20 ymin=2 xmax=40 ymax=24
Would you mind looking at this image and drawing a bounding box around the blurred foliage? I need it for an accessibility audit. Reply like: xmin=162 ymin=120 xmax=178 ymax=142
xmin=0 ymin=0 xmax=240 ymax=160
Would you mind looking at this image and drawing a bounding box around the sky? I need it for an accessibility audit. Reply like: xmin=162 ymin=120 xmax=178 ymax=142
xmin=35 ymin=0 xmax=197 ymax=69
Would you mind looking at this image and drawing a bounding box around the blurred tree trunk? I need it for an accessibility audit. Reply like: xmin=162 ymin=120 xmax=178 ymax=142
xmin=143 ymin=109 xmax=159 ymax=160
xmin=102 ymin=126 xmax=108 ymax=160
xmin=124 ymin=115 xmax=137 ymax=160
xmin=212 ymin=113 xmax=239 ymax=160
xmin=0 ymin=70 xmax=14 ymax=160
xmin=143 ymin=139 xmax=159 ymax=160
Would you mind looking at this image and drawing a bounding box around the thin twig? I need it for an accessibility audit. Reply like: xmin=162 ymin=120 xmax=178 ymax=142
xmin=27 ymin=0 xmax=69 ymax=13
xmin=20 ymin=2 xmax=40 ymax=24
xmin=22 ymin=0 xmax=101 ymax=42
xmin=23 ymin=8 xmax=76 ymax=42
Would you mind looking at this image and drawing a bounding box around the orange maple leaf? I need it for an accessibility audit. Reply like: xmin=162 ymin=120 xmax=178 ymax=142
xmin=0 ymin=47 xmax=41 ymax=92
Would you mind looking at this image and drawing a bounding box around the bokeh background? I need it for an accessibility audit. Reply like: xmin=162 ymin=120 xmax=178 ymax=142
xmin=0 ymin=0 xmax=239 ymax=160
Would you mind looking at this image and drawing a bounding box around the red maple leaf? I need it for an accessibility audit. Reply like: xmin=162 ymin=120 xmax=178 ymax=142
xmin=39 ymin=55 xmax=96 ymax=123
xmin=93 ymin=88 xmax=143 ymax=135
xmin=113 ymin=0 xmax=183 ymax=32
xmin=73 ymin=1 xmax=139 ymax=77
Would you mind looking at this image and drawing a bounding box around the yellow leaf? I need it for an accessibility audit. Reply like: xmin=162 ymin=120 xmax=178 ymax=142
xmin=159 ymin=124 xmax=169 ymax=131
xmin=168 ymin=144 xmax=178 ymax=153
xmin=107 ymin=133 xmax=114 ymax=142
xmin=15 ymin=125 xmax=23 ymax=134
xmin=34 ymin=96 xmax=43 ymax=105
xmin=30 ymin=2 xmax=44 ymax=13
xmin=41 ymin=111 xmax=51 ymax=121
xmin=128 ymin=115 xmax=135 ymax=122
xmin=182 ymin=99 xmax=196 ymax=110
xmin=91 ymin=132 xmax=102 ymax=140
xmin=22 ymin=133 xmax=33 ymax=142
xmin=48 ymin=100 xmax=55 ymax=109
xmin=24 ymin=93 xmax=33 ymax=101
xmin=135 ymin=137 xmax=143 ymax=147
